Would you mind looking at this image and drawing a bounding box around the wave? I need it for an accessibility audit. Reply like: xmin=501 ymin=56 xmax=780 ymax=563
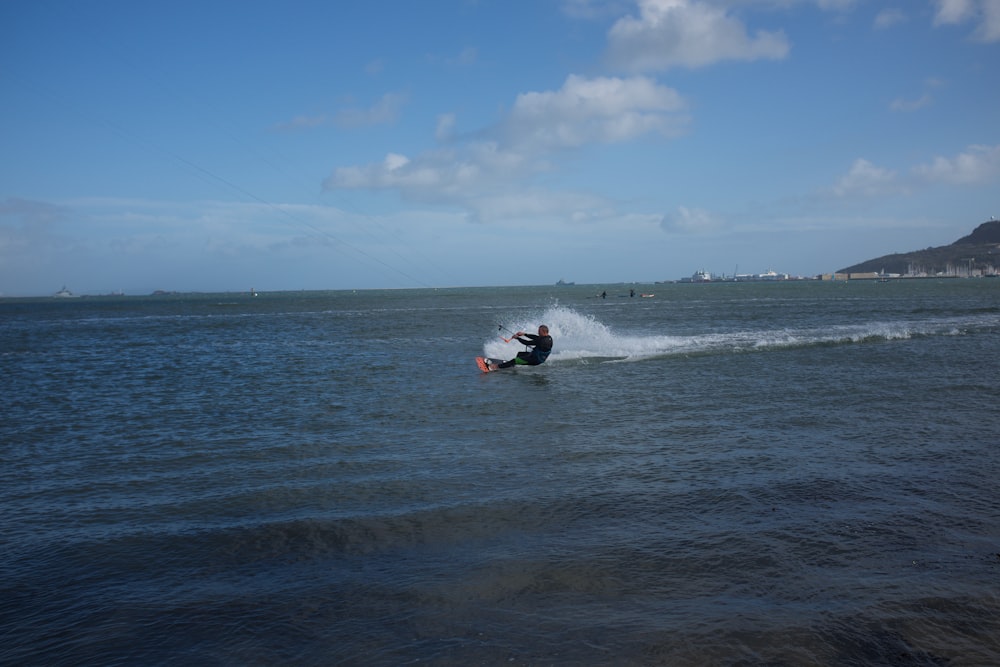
xmin=483 ymin=305 xmax=998 ymax=363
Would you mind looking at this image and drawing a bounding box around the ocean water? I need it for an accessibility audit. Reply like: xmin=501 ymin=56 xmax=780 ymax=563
xmin=2 ymin=280 xmax=999 ymax=666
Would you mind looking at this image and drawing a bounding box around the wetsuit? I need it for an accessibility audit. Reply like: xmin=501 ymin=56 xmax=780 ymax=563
xmin=498 ymin=333 xmax=553 ymax=368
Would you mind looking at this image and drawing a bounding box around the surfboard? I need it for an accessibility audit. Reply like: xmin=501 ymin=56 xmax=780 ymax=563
xmin=476 ymin=356 xmax=500 ymax=373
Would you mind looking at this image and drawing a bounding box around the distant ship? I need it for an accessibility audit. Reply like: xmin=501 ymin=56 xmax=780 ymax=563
xmin=53 ymin=286 xmax=76 ymax=298
xmin=556 ymin=279 xmax=575 ymax=286
xmin=679 ymin=270 xmax=712 ymax=283
xmin=734 ymin=269 xmax=790 ymax=282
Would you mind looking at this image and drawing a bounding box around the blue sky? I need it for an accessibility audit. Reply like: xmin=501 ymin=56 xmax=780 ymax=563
xmin=2 ymin=0 xmax=998 ymax=295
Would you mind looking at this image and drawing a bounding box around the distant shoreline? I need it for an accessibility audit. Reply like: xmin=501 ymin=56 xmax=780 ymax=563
xmin=5 ymin=274 xmax=999 ymax=301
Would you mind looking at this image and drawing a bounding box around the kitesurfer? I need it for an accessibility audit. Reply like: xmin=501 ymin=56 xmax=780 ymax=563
xmin=490 ymin=325 xmax=553 ymax=370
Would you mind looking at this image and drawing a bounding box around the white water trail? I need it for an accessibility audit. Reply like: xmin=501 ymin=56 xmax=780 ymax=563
xmin=482 ymin=305 xmax=993 ymax=364
xmin=484 ymin=306 xmax=688 ymax=362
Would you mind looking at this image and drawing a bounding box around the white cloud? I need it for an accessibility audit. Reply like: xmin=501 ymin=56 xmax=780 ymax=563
xmin=452 ymin=47 xmax=478 ymax=66
xmin=426 ymin=46 xmax=480 ymax=67
xmin=463 ymin=189 xmax=613 ymax=225
xmin=324 ymin=74 xmax=688 ymax=221
xmin=830 ymin=146 xmax=1000 ymax=199
xmin=933 ymin=0 xmax=977 ymax=25
xmin=332 ymin=92 xmax=408 ymax=128
xmin=325 ymin=141 xmax=525 ymax=198
xmin=384 ymin=153 xmax=410 ymax=171
xmin=605 ymin=0 xmax=790 ymax=71
xmin=326 ymin=149 xmax=476 ymax=196
xmin=435 ymin=113 xmax=456 ymax=142
xmin=273 ymin=92 xmax=408 ymax=131
xmin=504 ymin=74 xmax=688 ymax=149
xmin=889 ymin=93 xmax=931 ymax=112
xmin=979 ymin=0 xmax=1000 ymax=40
xmin=874 ymin=8 xmax=907 ymax=30
xmin=913 ymin=144 xmax=1000 ymax=184
xmin=889 ymin=76 xmax=946 ymax=112
xmin=932 ymin=0 xmax=1000 ymax=42
xmin=661 ymin=206 xmax=724 ymax=233
xmin=833 ymin=158 xmax=902 ymax=197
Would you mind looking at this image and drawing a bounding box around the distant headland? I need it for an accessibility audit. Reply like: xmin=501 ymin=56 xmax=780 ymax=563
xmin=659 ymin=218 xmax=1000 ymax=283
xmin=836 ymin=219 xmax=1000 ymax=279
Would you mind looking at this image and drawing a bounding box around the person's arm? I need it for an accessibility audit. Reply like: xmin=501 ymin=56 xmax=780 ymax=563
xmin=513 ymin=332 xmax=537 ymax=346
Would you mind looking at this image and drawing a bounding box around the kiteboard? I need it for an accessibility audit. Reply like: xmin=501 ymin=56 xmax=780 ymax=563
xmin=476 ymin=356 xmax=501 ymax=373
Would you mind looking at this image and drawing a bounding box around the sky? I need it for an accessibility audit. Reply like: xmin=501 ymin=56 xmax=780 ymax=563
xmin=1 ymin=0 xmax=998 ymax=296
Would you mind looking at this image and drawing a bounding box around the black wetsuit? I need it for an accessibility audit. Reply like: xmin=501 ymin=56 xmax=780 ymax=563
xmin=499 ymin=333 xmax=553 ymax=368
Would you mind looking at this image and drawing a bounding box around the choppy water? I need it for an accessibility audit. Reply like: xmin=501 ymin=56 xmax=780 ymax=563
xmin=3 ymin=280 xmax=999 ymax=665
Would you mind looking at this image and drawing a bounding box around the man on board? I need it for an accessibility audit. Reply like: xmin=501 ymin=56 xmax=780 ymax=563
xmin=488 ymin=325 xmax=553 ymax=370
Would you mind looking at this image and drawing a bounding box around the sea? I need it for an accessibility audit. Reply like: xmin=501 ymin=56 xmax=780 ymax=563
xmin=2 ymin=280 xmax=999 ymax=666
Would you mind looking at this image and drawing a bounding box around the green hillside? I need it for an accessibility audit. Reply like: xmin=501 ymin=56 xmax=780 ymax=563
xmin=838 ymin=220 xmax=1000 ymax=276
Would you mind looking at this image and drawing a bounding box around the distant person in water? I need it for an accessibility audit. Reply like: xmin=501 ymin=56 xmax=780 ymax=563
xmin=490 ymin=325 xmax=553 ymax=370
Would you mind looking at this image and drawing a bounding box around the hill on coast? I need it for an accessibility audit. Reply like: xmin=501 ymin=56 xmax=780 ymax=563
xmin=838 ymin=220 xmax=1000 ymax=276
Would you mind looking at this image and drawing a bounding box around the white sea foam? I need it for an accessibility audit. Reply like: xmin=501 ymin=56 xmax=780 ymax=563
xmin=482 ymin=305 xmax=993 ymax=363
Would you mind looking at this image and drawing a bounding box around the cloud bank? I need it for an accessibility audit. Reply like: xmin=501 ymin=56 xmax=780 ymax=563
xmin=932 ymin=0 xmax=1000 ymax=42
xmin=605 ymin=0 xmax=791 ymax=71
